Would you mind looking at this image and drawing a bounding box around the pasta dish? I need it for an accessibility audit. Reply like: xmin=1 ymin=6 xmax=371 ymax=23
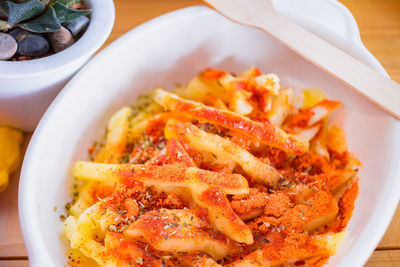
xmin=63 ymin=67 xmax=360 ymax=266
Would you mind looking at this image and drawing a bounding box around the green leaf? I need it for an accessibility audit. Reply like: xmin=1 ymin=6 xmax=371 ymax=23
xmin=0 ymin=0 xmax=45 ymax=27
xmin=0 ymin=7 xmax=8 ymax=20
xmin=0 ymin=20 xmax=10 ymax=31
xmin=18 ymin=6 xmax=61 ymax=33
xmin=52 ymin=2 xmax=90 ymax=23
xmin=41 ymin=0 xmax=51 ymax=6
xmin=57 ymin=0 xmax=81 ymax=8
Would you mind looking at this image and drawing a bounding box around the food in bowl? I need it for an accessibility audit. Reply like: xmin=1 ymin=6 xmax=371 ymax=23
xmin=63 ymin=67 xmax=360 ymax=266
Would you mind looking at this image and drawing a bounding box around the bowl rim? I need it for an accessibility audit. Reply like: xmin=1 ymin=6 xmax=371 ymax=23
xmin=0 ymin=0 xmax=115 ymax=80
xmin=18 ymin=2 xmax=400 ymax=267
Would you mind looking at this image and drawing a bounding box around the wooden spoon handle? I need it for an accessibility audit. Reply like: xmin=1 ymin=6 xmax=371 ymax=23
xmin=204 ymin=0 xmax=400 ymax=119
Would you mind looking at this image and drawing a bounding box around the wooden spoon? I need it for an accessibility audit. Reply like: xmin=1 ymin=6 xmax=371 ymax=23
xmin=203 ymin=0 xmax=400 ymax=119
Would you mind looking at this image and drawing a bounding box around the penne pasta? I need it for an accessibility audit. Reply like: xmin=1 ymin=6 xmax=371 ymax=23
xmin=95 ymin=107 xmax=132 ymax=163
xmin=124 ymin=209 xmax=238 ymax=259
xmin=153 ymin=88 xmax=309 ymax=155
xmin=165 ymin=119 xmax=282 ymax=187
xmin=73 ymin=161 xmax=249 ymax=195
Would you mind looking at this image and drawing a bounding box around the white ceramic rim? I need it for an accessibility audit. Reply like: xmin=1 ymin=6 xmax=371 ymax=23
xmin=0 ymin=0 xmax=115 ymax=80
xmin=18 ymin=2 xmax=400 ymax=266
xmin=325 ymin=0 xmax=388 ymax=76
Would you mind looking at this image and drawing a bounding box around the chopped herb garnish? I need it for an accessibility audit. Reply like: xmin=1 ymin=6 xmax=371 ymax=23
xmin=108 ymin=224 xmax=118 ymax=232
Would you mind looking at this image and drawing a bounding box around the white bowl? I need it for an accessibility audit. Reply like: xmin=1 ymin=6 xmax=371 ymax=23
xmin=0 ymin=0 xmax=115 ymax=132
xmin=19 ymin=1 xmax=400 ymax=266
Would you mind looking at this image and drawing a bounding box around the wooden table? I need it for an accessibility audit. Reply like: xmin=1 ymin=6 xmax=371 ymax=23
xmin=0 ymin=0 xmax=399 ymax=266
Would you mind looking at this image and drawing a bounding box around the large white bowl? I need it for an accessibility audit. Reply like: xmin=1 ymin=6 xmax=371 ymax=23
xmin=19 ymin=1 xmax=400 ymax=266
xmin=0 ymin=0 xmax=115 ymax=132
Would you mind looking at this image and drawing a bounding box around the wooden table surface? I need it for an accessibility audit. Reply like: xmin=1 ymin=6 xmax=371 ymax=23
xmin=0 ymin=0 xmax=399 ymax=266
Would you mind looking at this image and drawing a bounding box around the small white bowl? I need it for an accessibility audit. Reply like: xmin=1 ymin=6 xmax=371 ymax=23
xmin=0 ymin=0 xmax=115 ymax=132
xmin=19 ymin=1 xmax=400 ymax=266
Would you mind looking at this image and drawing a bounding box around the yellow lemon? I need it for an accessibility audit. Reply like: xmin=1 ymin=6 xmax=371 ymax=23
xmin=0 ymin=170 xmax=9 ymax=192
xmin=0 ymin=126 xmax=23 ymax=192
